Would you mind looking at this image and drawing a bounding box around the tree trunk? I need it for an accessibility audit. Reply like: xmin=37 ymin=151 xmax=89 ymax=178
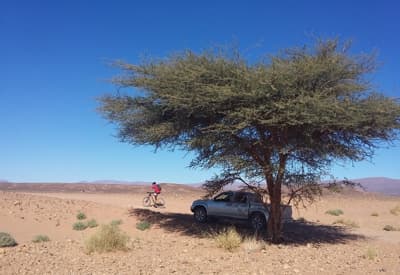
xmin=265 ymin=153 xmax=286 ymax=243
xmin=267 ymin=185 xmax=282 ymax=243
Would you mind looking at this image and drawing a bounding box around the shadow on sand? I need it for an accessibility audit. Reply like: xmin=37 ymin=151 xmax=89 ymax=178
xmin=128 ymin=208 xmax=365 ymax=245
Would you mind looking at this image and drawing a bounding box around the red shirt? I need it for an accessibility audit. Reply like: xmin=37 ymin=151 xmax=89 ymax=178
xmin=152 ymin=184 xmax=161 ymax=194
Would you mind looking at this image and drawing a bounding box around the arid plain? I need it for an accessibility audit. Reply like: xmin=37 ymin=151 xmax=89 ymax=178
xmin=0 ymin=183 xmax=399 ymax=274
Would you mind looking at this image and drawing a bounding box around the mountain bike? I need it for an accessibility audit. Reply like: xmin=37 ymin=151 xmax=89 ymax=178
xmin=142 ymin=192 xmax=165 ymax=208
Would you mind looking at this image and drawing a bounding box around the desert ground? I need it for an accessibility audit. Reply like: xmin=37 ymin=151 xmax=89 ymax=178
xmin=0 ymin=183 xmax=399 ymax=274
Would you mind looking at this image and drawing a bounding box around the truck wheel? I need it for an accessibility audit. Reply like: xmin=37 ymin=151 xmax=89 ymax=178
xmin=194 ymin=207 xmax=207 ymax=223
xmin=250 ymin=213 xmax=266 ymax=231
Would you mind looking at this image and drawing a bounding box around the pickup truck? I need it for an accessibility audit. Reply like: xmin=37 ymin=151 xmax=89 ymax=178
xmin=190 ymin=191 xmax=292 ymax=231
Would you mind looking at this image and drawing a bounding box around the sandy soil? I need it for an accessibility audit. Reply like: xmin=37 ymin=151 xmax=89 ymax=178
xmin=0 ymin=184 xmax=399 ymax=274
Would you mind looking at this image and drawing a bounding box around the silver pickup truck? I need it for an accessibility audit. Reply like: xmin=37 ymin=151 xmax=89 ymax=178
xmin=190 ymin=191 xmax=292 ymax=230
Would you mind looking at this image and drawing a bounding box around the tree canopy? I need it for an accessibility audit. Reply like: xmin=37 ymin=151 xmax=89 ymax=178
xmin=98 ymin=39 xmax=400 ymax=242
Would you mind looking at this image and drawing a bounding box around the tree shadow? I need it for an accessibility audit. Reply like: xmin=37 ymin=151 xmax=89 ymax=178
xmin=128 ymin=208 xmax=366 ymax=245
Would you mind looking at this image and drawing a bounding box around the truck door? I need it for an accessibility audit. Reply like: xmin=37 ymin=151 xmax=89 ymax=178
xmin=207 ymin=192 xmax=234 ymax=216
xmin=230 ymin=192 xmax=250 ymax=219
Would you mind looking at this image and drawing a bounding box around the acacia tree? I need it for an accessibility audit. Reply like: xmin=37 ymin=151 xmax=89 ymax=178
xmin=98 ymin=40 xmax=400 ymax=243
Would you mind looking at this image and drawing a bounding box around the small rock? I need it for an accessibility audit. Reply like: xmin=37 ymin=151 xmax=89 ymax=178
xmin=293 ymin=269 xmax=300 ymax=273
xmin=283 ymin=264 xmax=290 ymax=269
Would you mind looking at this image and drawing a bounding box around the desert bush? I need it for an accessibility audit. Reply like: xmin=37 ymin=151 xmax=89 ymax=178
xmin=76 ymin=212 xmax=87 ymax=220
xmin=87 ymin=219 xmax=98 ymax=228
xmin=363 ymin=247 xmax=377 ymax=260
xmin=214 ymin=227 xmax=242 ymax=252
xmin=0 ymin=232 xmax=17 ymax=247
xmin=136 ymin=220 xmax=151 ymax=231
xmin=383 ymin=225 xmax=399 ymax=231
xmin=73 ymin=221 xmax=88 ymax=231
xmin=110 ymin=219 xmax=123 ymax=226
xmin=332 ymin=219 xmax=359 ymax=228
xmin=370 ymin=212 xmax=379 ymax=217
xmin=32 ymin=235 xmax=50 ymax=243
xmin=325 ymin=209 xmax=344 ymax=216
xmin=242 ymin=236 xmax=265 ymax=252
xmin=85 ymin=224 xmax=130 ymax=253
xmin=389 ymin=205 xmax=400 ymax=216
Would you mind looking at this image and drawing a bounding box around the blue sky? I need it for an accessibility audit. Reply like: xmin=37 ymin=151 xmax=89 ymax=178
xmin=1 ymin=0 xmax=399 ymax=183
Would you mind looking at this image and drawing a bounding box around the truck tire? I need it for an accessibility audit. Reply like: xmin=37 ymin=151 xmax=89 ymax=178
xmin=193 ymin=206 xmax=207 ymax=223
xmin=250 ymin=212 xmax=266 ymax=231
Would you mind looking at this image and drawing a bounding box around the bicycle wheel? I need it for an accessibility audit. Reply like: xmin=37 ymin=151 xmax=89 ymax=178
xmin=156 ymin=197 xmax=165 ymax=207
xmin=142 ymin=196 xmax=151 ymax=207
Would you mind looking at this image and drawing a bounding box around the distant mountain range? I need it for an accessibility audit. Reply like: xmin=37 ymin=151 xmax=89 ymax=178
xmin=1 ymin=177 xmax=399 ymax=196
xmin=352 ymin=177 xmax=400 ymax=196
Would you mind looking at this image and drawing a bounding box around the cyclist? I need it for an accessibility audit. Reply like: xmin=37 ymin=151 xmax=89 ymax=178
xmin=151 ymin=182 xmax=162 ymax=204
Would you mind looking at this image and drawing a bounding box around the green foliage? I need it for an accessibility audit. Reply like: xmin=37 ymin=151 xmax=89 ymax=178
xmin=383 ymin=225 xmax=399 ymax=231
xmin=98 ymin=39 xmax=400 ymax=242
xmin=214 ymin=227 xmax=242 ymax=251
xmin=87 ymin=219 xmax=98 ymax=228
xmin=85 ymin=224 xmax=130 ymax=253
xmin=76 ymin=212 xmax=87 ymax=220
xmin=110 ymin=219 xmax=123 ymax=226
xmin=325 ymin=209 xmax=344 ymax=216
xmin=32 ymin=235 xmax=50 ymax=243
xmin=73 ymin=221 xmax=88 ymax=231
xmin=332 ymin=219 xmax=359 ymax=228
xmin=0 ymin=232 xmax=17 ymax=247
xmin=389 ymin=205 xmax=400 ymax=216
xmin=136 ymin=221 xmax=151 ymax=231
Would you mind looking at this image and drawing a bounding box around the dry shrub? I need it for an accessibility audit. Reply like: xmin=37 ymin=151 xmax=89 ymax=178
xmin=85 ymin=224 xmax=130 ymax=254
xmin=73 ymin=221 xmax=88 ymax=231
xmin=0 ymin=232 xmax=17 ymax=247
xmin=110 ymin=219 xmax=123 ymax=226
xmin=325 ymin=209 xmax=344 ymax=216
xmin=383 ymin=225 xmax=399 ymax=231
xmin=136 ymin=220 xmax=151 ymax=231
xmin=390 ymin=205 xmax=400 ymax=216
xmin=242 ymin=237 xmax=265 ymax=252
xmin=76 ymin=212 xmax=87 ymax=220
xmin=214 ymin=227 xmax=242 ymax=252
xmin=86 ymin=219 xmax=98 ymax=228
xmin=332 ymin=219 xmax=359 ymax=228
xmin=363 ymin=247 xmax=377 ymax=260
xmin=32 ymin=235 xmax=50 ymax=243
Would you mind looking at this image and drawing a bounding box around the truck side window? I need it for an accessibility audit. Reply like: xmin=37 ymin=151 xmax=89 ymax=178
xmin=214 ymin=192 xmax=232 ymax=202
xmin=233 ymin=193 xmax=247 ymax=203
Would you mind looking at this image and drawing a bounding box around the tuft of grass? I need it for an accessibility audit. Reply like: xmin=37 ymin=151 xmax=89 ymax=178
xmin=363 ymin=247 xmax=377 ymax=260
xmin=73 ymin=221 xmax=88 ymax=231
xmin=370 ymin=212 xmax=379 ymax=217
xmin=383 ymin=225 xmax=399 ymax=231
xmin=136 ymin=220 xmax=151 ymax=231
xmin=242 ymin=236 xmax=265 ymax=252
xmin=110 ymin=219 xmax=123 ymax=226
xmin=332 ymin=219 xmax=359 ymax=228
xmin=214 ymin=227 xmax=242 ymax=252
xmin=325 ymin=209 xmax=344 ymax=216
xmin=0 ymin=232 xmax=17 ymax=247
xmin=86 ymin=219 xmax=98 ymax=228
xmin=32 ymin=235 xmax=50 ymax=243
xmin=85 ymin=224 xmax=130 ymax=253
xmin=389 ymin=205 xmax=400 ymax=216
xmin=76 ymin=212 xmax=87 ymax=220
